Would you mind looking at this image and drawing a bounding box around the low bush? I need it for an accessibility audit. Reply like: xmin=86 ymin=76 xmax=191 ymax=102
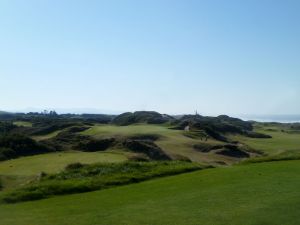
xmin=245 ymin=132 xmax=272 ymax=138
xmin=75 ymin=138 xmax=115 ymax=152
xmin=193 ymin=143 xmax=222 ymax=152
xmin=0 ymin=134 xmax=54 ymax=161
xmin=216 ymin=147 xmax=250 ymax=158
xmin=0 ymin=147 xmax=16 ymax=161
xmin=127 ymin=154 xmax=150 ymax=162
xmin=0 ymin=122 xmax=16 ymax=134
xmin=123 ymin=139 xmax=171 ymax=160
xmin=171 ymin=154 xmax=192 ymax=162
xmin=67 ymin=126 xmax=90 ymax=133
xmin=65 ymin=162 xmax=85 ymax=170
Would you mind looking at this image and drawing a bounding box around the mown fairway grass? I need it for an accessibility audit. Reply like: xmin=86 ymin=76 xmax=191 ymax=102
xmin=0 ymin=160 xmax=300 ymax=225
xmin=233 ymin=125 xmax=300 ymax=155
xmin=82 ymin=124 xmax=229 ymax=164
xmin=0 ymin=151 xmax=127 ymax=190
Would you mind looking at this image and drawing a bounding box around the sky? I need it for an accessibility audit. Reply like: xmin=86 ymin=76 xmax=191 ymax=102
xmin=0 ymin=0 xmax=300 ymax=115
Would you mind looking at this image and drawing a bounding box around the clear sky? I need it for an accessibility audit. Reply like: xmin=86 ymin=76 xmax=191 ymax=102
xmin=0 ymin=0 xmax=299 ymax=115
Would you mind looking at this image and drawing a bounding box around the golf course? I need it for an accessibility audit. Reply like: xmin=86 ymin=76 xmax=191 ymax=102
xmin=0 ymin=111 xmax=300 ymax=224
xmin=2 ymin=1 xmax=300 ymax=223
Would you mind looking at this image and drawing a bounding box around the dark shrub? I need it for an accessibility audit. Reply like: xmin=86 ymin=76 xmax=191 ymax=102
xmin=30 ymin=123 xmax=76 ymax=136
xmin=204 ymin=127 xmax=228 ymax=142
xmin=216 ymin=145 xmax=250 ymax=158
xmin=67 ymin=126 xmax=90 ymax=133
xmin=171 ymin=154 xmax=192 ymax=162
xmin=0 ymin=122 xmax=16 ymax=134
xmin=176 ymin=114 xmax=253 ymax=138
xmin=65 ymin=162 xmax=85 ymax=170
xmin=128 ymin=154 xmax=150 ymax=162
xmin=123 ymin=139 xmax=170 ymax=160
xmin=245 ymin=132 xmax=272 ymax=138
xmin=75 ymin=138 xmax=115 ymax=152
xmin=0 ymin=147 xmax=16 ymax=160
xmin=0 ymin=134 xmax=53 ymax=161
xmin=193 ymin=143 xmax=223 ymax=153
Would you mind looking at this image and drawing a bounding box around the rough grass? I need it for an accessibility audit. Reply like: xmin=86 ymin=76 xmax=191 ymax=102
xmin=242 ymin=150 xmax=300 ymax=164
xmin=0 ymin=151 xmax=128 ymax=191
xmin=0 ymin=160 xmax=300 ymax=225
xmin=1 ymin=161 xmax=204 ymax=203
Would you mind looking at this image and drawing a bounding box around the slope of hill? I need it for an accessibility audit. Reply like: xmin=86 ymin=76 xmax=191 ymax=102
xmin=1 ymin=160 xmax=299 ymax=225
xmin=0 ymin=111 xmax=10 ymax=114
xmin=0 ymin=111 xmax=14 ymax=120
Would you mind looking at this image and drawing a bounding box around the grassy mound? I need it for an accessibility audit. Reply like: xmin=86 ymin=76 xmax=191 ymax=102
xmin=113 ymin=111 xmax=172 ymax=125
xmin=1 ymin=161 xmax=204 ymax=203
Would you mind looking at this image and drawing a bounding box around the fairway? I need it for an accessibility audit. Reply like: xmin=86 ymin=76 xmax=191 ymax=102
xmin=1 ymin=160 xmax=300 ymax=225
xmin=233 ymin=125 xmax=300 ymax=155
xmin=13 ymin=121 xmax=32 ymax=127
xmin=82 ymin=124 xmax=176 ymax=137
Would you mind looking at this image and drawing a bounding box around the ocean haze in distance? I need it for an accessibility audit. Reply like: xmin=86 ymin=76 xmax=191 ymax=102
xmin=8 ymin=107 xmax=125 ymax=115
xmin=0 ymin=0 xmax=300 ymax=115
xmin=240 ymin=115 xmax=300 ymax=123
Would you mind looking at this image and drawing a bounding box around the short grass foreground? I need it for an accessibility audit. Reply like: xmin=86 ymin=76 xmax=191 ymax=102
xmin=1 ymin=161 xmax=204 ymax=203
xmin=0 ymin=160 xmax=300 ymax=225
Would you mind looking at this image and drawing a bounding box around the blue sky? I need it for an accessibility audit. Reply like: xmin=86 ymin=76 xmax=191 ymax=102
xmin=0 ymin=0 xmax=299 ymax=115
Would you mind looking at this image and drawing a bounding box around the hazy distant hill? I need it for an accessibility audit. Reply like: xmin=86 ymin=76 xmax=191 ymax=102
xmin=0 ymin=111 xmax=10 ymax=114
